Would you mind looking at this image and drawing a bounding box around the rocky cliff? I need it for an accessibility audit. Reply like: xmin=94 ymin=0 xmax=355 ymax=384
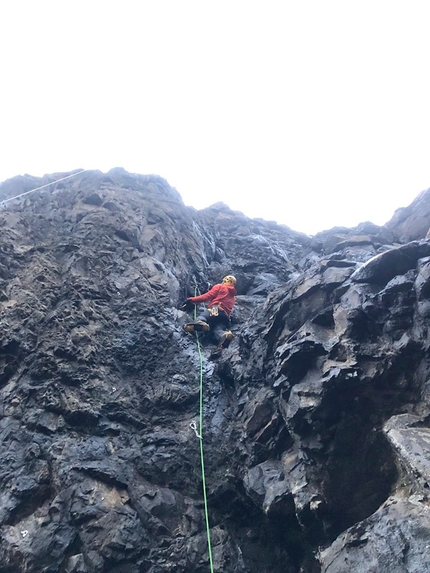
xmin=1 ymin=168 xmax=430 ymax=572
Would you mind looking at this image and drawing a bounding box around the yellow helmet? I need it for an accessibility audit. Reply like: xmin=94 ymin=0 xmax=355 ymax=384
xmin=222 ymin=275 xmax=236 ymax=286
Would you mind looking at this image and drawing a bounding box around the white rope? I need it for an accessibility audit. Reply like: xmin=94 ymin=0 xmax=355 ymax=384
xmin=0 ymin=169 xmax=87 ymax=206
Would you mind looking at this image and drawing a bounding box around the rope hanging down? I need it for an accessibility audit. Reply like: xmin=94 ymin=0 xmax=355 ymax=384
xmin=0 ymin=169 xmax=87 ymax=206
xmin=193 ymin=285 xmax=215 ymax=573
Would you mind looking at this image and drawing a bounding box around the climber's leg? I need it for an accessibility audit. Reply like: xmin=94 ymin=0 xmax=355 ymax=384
xmin=183 ymin=310 xmax=211 ymax=333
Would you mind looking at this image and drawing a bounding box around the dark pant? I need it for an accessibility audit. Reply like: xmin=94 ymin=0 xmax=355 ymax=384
xmin=196 ymin=309 xmax=230 ymax=345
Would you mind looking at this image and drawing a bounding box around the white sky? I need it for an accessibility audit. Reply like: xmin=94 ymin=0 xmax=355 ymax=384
xmin=1 ymin=1 xmax=429 ymax=235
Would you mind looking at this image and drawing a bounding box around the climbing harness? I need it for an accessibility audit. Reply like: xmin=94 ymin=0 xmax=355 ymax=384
xmin=190 ymin=284 xmax=215 ymax=573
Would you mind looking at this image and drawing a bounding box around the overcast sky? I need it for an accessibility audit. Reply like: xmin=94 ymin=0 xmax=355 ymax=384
xmin=1 ymin=1 xmax=429 ymax=235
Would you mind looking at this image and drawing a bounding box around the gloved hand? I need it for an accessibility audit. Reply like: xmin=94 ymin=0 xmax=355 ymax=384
xmin=178 ymin=299 xmax=194 ymax=311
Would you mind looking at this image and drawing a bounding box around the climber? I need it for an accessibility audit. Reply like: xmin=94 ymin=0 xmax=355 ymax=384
xmin=181 ymin=275 xmax=237 ymax=358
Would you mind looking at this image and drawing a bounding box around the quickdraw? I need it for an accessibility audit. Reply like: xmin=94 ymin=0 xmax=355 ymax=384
xmin=190 ymin=421 xmax=203 ymax=440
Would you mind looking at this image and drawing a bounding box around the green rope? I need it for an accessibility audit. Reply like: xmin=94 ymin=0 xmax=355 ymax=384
xmin=193 ymin=288 xmax=215 ymax=573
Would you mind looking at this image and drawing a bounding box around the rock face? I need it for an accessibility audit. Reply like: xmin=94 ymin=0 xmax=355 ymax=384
xmin=1 ymin=169 xmax=430 ymax=572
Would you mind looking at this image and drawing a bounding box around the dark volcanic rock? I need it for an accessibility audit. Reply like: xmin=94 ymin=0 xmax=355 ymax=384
xmin=0 ymin=168 xmax=430 ymax=572
xmin=386 ymin=187 xmax=430 ymax=242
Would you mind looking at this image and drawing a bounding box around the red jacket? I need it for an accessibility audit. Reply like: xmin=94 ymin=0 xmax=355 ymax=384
xmin=189 ymin=283 xmax=236 ymax=316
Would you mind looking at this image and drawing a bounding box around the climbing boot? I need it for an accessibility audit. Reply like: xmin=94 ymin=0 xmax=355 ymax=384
xmin=220 ymin=330 xmax=234 ymax=348
xmin=183 ymin=320 xmax=210 ymax=333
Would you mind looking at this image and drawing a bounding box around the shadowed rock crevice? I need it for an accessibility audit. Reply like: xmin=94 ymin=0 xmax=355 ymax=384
xmin=1 ymin=169 xmax=430 ymax=572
